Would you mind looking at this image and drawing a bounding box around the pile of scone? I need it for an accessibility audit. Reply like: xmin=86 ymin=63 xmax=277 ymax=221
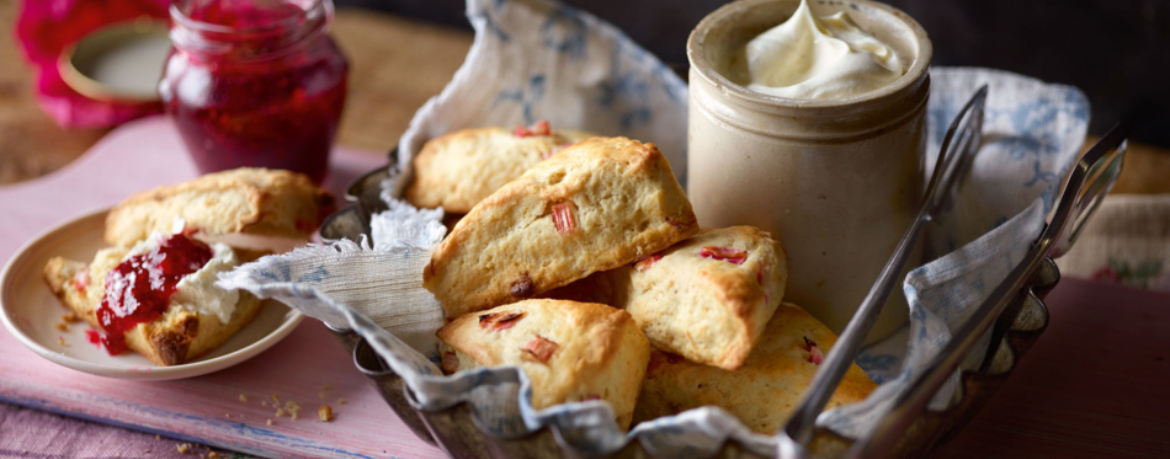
xmin=413 ymin=122 xmax=877 ymax=433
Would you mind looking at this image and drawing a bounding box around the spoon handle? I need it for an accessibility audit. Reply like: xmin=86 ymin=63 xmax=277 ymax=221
xmin=779 ymin=85 xmax=989 ymax=452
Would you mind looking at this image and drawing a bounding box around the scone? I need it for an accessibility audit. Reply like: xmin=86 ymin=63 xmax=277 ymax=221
xmin=632 ymin=303 xmax=877 ymax=434
xmin=548 ymin=226 xmax=788 ymax=370
xmin=104 ymin=167 xmax=335 ymax=248
xmin=43 ymin=168 xmax=333 ymax=366
xmin=405 ymin=123 xmax=597 ymax=213
xmin=437 ymin=299 xmax=650 ymax=430
xmin=424 ymin=136 xmax=699 ymax=318
xmin=43 ymin=243 xmax=263 ymax=366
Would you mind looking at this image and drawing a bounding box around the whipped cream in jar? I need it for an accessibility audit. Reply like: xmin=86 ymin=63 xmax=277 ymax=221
xmin=687 ymin=0 xmax=931 ymax=338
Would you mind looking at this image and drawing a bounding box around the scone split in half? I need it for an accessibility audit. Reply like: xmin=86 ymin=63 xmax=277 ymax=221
xmin=44 ymin=232 xmax=264 ymax=365
xmin=424 ymin=136 xmax=699 ymax=318
xmin=104 ymin=167 xmax=334 ymax=248
xmin=42 ymin=168 xmax=334 ymax=366
xmin=632 ymin=302 xmax=877 ymax=434
xmin=437 ymin=299 xmax=650 ymax=430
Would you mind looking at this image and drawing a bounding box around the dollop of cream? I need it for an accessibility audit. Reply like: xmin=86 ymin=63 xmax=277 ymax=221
xmin=121 ymin=218 xmax=241 ymax=324
xmin=743 ymin=0 xmax=903 ymax=100
xmin=172 ymin=242 xmax=240 ymax=324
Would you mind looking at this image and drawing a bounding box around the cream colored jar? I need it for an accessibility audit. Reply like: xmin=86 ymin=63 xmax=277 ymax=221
xmin=687 ymin=0 xmax=931 ymax=338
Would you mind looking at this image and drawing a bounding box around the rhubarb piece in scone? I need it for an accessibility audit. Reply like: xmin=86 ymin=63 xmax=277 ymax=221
xmin=423 ymin=136 xmax=698 ymax=318
xmin=43 ymin=232 xmax=263 ymax=366
xmin=632 ymin=303 xmax=876 ymax=433
xmin=104 ymin=168 xmax=336 ymax=248
xmin=436 ymin=299 xmax=650 ymax=430
xmin=405 ymin=122 xmax=598 ymax=213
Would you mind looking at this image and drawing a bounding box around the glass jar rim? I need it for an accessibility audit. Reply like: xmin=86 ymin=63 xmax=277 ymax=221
xmin=169 ymin=0 xmax=328 ymax=36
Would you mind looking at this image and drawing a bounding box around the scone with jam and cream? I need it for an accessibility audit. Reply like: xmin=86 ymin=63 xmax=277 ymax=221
xmin=437 ymin=299 xmax=650 ymax=430
xmin=43 ymin=168 xmax=334 ymax=366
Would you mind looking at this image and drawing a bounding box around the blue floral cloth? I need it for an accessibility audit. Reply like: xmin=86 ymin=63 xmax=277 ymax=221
xmin=396 ymin=0 xmax=689 ymax=183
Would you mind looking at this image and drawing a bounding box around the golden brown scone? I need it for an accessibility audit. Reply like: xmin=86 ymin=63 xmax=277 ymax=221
xmin=104 ymin=168 xmax=335 ymax=248
xmin=405 ymin=125 xmax=598 ymax=213
xmin=43 ymin=250 xmax=264 ymax=366
xmin=437 ymin=299 xmax=650 ymax=430
xmin=632 ymin=303 xmax=877 ymax=434
xmin=547 ymin=226 xmax=788 ymax=370
xmin=424 ymin=137 xmax=698 ymax=318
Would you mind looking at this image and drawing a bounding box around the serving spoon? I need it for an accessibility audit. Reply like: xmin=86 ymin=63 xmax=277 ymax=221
xmin=776 ymin=84 xmax=989 ymax=457
xmin=847 ymin=117 xmax=1130 ymax=459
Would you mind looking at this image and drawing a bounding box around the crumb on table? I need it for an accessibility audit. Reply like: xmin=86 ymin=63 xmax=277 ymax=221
xmin=285 ymin=401 xmax=302 ymax=419
xmin=238 ymin=394 xmax=248 ymax=402
xmin=318 ymin=405 xmax=334 ymax=422
xmin=338 ymin=398 xmax=347 ymax=405
xmin=266 ymin=419 xmax=273 ymax=426
xmin=176 ymin=443 xmax=191 ymax=454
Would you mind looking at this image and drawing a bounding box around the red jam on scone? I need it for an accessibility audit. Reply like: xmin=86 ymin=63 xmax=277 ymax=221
xmin=95 ymin=233 xmax=213 ymax=354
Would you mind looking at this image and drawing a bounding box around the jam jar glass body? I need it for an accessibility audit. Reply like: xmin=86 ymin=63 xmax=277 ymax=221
xmin=160 ymin=0 xmax=348 ymax=184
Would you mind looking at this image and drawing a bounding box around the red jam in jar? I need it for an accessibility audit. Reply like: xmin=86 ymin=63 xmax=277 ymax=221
xmin=160 ymin=0 xmax=348 ymax=184
xmin=95 ymin=233 xmax=213 ymax=355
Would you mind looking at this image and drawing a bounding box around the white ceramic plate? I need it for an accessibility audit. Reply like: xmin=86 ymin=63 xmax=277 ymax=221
xmin=0 ymin=208 xmax=304 ymax=381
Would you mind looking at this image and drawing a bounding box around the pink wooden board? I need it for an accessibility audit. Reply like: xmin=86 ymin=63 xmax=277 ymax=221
xmin=0 ymin=117 xmax=445 ymax=458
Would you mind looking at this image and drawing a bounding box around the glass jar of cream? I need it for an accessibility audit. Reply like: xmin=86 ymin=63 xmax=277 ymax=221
xmin=687 ymin=0 xmax=932 ymax=338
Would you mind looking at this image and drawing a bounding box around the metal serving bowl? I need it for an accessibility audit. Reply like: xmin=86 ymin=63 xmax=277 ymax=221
xmin=317 ymin=152 xmax=1063 ymax=458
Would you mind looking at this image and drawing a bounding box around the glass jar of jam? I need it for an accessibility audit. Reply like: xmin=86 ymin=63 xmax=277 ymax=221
xmin=160 ymin=0 xmax=348 ymax=184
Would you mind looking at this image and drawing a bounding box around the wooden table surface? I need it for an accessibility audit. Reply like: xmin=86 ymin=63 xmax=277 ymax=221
xmin=1 ymin=2 xmax=1167 ymax=458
